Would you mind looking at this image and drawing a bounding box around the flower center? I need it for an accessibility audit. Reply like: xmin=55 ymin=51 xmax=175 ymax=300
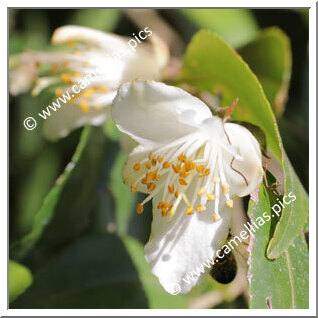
xmin=131 ymin=133 xmax=235 ymax=223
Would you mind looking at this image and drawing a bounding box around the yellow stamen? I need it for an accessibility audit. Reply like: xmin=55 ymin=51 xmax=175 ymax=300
xmin=168 ymin=185 xmax=175 ymax=194
xmin=186 ymin=207 xmax=194 ymax=215
xmin=83 ymin=60 xmax=89 ymax=67
xmin=73 ymin=71 xmax=81 ymax=78
xmin=148 ymin=152 xmax=154 ymax=160
xmin=61 ymin=73 xmax=73 ymax=85
xmin=133 ymin=163 xmax=142 ymax=171
xmin=196 ymin=165 xmax=205 ymax=173
xmin=179 ymin=178 xmax=188 ymax=186
xmin=213 ymin=213 xmax=221 ymax=222
xmin=163 ymin=161 xmax=170 ymax=169
xmin=175 ymin=191 xmax=179 ymax=198
xmin=222 ymin=183 xmax=230 ymax=194
xmin=154 ymin=172 xmax=161 ymax=181
xmin=73 ymin=50 xmax=82 ymax=56
xmin=198 ymin=187 xmax=207 ymax=196
xmin=67 ymin=40 xmax=75 ymax=47
xmin=207 ymin=193 xmax=215 ymax=201
xmin=172 ymin=164 xmax=181 ymax=173
xmin=55 ymin=88 xmax=64 ymax=97
xmin=83 ymin=88 xmax=95 ymax=97
xmin=151 ymin=158 xmax=157 ymax=166
xmin=226 ymin=200 xmax=233 ymax=208
xmin=148 ymin=182 xmax=156 ymax=192
xmin=178 ymin=154 xmax=187 ymax=162
xmin=145 ymin=162 xmax=151 ymax=169
xmin=79 ymin=100 xmax=89 ymax=113
xmin=131 ymin=184 xmax=138 ymax=192
xmin=185 ymin=161 xmax=196 ymax=171
xmin=157 ymin=156 xmax=164 ymax=163
xmin=137 ymin=203 xmax=144 ymax=214
xmin=196 ymin=205 xmax=206 ymax=213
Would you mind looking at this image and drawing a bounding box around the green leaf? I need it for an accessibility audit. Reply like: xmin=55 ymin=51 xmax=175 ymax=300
xmin=11 ymin=126 xmax=91 ymax=260
xmin=9 ymin=260 xmax=33 ymax=303
xmin=70 ymin=9 xmax=121 ymax=31
xmin=247 ymin=184 xmax=309 ymax=309
xmin=179 ymin=30 xmax=282 ymax=161
xmin=122 ymin=236 xmax=188 ymax=308
xmin=180 ymin=9 xmax=259 ymax=48
xmin=267 ymin=153 xmax=309 ymax=259
xmin=11 ymin=234 xmax=148 ymax=309
xmin=238 ymin=27 xmax=292 ymax=116
xmin=180 ymin=30 xmax=308 ymax=257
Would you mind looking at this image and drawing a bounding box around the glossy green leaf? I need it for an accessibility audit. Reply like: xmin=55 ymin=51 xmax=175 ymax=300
xmin=180 ymin=30 xmax=308 ymax=258
xmin=267 ymin=153 xmax=309 ymax=259
xmin=123 ymin=236 xmax=188 ymax=308
xmin=181 ymin=9 xmax=259 ymax=48
xmin=9 ymin=260 xmax=33 ymax=303
xmin=11 ymin=234 xmax=148 ymax=308
xmin=179 ymin=30 xmax=282 ymax=161
xmin=247 ymin=184 xmax=308 ymax=308
xmin=239 ymin=27 xmax=292 ymax=116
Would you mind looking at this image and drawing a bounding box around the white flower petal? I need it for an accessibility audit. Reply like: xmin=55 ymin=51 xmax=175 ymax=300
xmin=52 ymin=25 xmax=128 ymax=52
xmin=145 ymin=183 xmax=232 ymax=294
xmin=222 ymin=122 xmax=263 ymax=197
xmin=112 ymin=80 xmax=212 ymax=144
xmin=43 ymin=91 xmax=116 ymax=140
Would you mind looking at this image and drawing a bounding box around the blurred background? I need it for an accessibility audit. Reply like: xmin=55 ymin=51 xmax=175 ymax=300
xmin=9 ymin=8 xmax=308 ymax=309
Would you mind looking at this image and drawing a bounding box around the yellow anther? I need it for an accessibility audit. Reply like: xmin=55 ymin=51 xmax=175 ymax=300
xmin=207 ymin=193 xmax=215 ymax=201
xmin=186 ymin=207 xmax=194 ymax=215
xmin=55 ymin=88 xmax=64 ymax=97
xmin=141 ymin=177 xmax=148 ymax=185
xmin=212 ymin=176 xmax=220 ymax=183
xmin=175 ymin=191 xmax=179 ymax=198
xmin=151 ymin=158 xmax=157 ymax=167
xmin=147 ymin=182 xmax=156 ymax=192
xmin=94 ymin=103 xmax=102 ymax=110
xmin=145 ymin=162 xmax=151 ymax=169
xmin=131 ymin=184 xmax=138 ymax=192
xmin=148 ymin=152 xmax=154 ymax=160
xmin=168 ymin=185 xmax=175 ymax=194
xmin=196 ymin=205 xmax=206 ymax=213
xmin=185 ymin=161 xmax=196 ymax=171
xmin=172 ymin=164 xmax=181 ymax=174
xmin=179 ymin=178 xmax=188 ymax=186
xmin=203 ymin=169 xmax=210 ymax=176
xmin=157 ymin=202 xmax=163 ymax=209
xmin=178 ymin=154 xmax=187 ymax=162
xmin=73 ymin=50 xmax=82 ymax=56
xmin=198 ymin=187 xmax=207 ymax=196
xmin=196 ymin=165 xmax=205 ymax=173
xmin=154 ymin=172 xmax=161 ymax=181
xmin=67 ymin=40 xmax=75 ymax=47
xmin=147 ymin=172 xmax=155 ymax=181
xmin=79 ymin=100 xmax=89 ymax=113
xmin=213 ymin=213 xmax=221 ymax=222
xmin=157 ymin=156 xmax=164 ymax=163
xmin=83 ymin=60 xmax=89 ymax=67
xmin=73 ymin=71 xmax=81 ymax=78
xmin=137 ymin=203 xmax=144 ymax=214
xmin=83 ymin=88 xmax=95 ymax=97
xmin=163 ymin=161 xmax=170 ymax=169
xmin=99 ymin=85 xmax=108 ymax=93
xmin=226 ymin=200 xmax=233 ymax=208
xmin=179 ymin=170 xmax=189 ymax=179
xmin=61 ymin=73 xmax=73 ymax=85
xmin=133 ymin=163 xmax=142 ymax=171
xmin=222 ymin=183 xmax=230 ymax=194
xmin=162 ymin=210 xmax=168 ymax=217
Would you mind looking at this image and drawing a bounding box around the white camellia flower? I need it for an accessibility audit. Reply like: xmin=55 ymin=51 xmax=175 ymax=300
xmin=112 ymin=80 xmax=263 ymax=294
xmin=10 ymin=25 xmax=169 ymax=139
